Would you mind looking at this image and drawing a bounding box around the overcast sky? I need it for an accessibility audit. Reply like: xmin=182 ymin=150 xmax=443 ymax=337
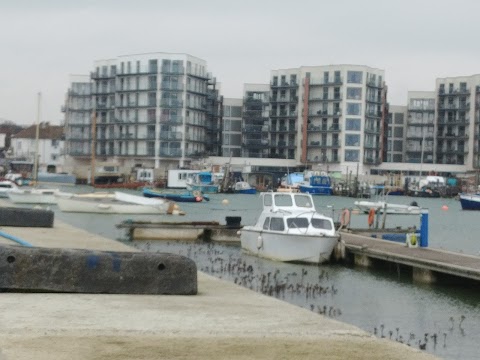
xmin=1 ymin=0 xmax=480 ymax=125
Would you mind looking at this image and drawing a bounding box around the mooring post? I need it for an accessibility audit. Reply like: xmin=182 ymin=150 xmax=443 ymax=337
xmin=420 ymin=209 xmax=429 ymax=247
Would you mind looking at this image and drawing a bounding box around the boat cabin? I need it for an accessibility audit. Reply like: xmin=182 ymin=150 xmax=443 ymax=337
xmin=261 ymin=192 xmax=317 ymax=212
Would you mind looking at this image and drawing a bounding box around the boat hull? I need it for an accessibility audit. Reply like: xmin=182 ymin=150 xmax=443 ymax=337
xmin=240 ymin=229 xmax=338 ymax=264
xmin=143 ymin=188 xmax=203 ymax=202
xmin=459 ymin=194 xmax=480 ymax=210
xmin=56 ymin=197 xmax=168 ymax=214
xmin=298 ymin=185 xmax=333 ymax=195
xmin=354 ymin=201 xmax=421 ymax=215
xmin=236 ymin=188 xmax=257 ymax=195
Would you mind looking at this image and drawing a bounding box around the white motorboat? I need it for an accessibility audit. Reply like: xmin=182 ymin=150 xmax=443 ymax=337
xmin=354 ymin=200 xmax=421 ymax=215
xmin=56 ymin=191 xmax=181 ymax=215
xmin=239 ymin=192 xmax=339 ymax=264
xmin=0 ymin=180 xmax=19 ymax=198
xmin=7 ymin=188 xmax=61 ymax=204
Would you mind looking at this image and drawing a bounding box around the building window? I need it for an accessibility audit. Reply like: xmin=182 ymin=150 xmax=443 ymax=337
xmin=394 ymin=127 xmax=404 ymax=137
xmin=394 ymin=113 xmax=404 ymax=124
xmin=347 ymin=87 xmax=362 ymax=100
xmin=346 ymin=103 xmax=362 ymax=115
xmin=345 ymin=134 xmax=360 ymax=146
xmin=346 ymin=118 xmax=361 ymax=131
xmin=347 ymin=71 xmax=363 ymax=84
xmin=344 ymin=150 xmax=359 ymax=162
xmin=223 ymin=106 xmax=231 ymax=117
xmin=231 ymin=106 xmax=242 ymax=117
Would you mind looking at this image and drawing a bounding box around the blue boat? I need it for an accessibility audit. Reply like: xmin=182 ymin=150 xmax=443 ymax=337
xmin=299 ymin=174 xmax=333 ymax=195
xmin=143 ymin=187 xmax=209 ymax=202
xmin=459 ymin=193 xmax=480 ymax=210
xmin=186 ymin=172 xmax=220 ymax=194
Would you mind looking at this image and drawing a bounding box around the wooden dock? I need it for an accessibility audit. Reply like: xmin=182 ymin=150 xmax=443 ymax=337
xmin=337 ymin=231 xmax=480 ymax=284
xmin=118 ymin=220 xmax=480 ymax=285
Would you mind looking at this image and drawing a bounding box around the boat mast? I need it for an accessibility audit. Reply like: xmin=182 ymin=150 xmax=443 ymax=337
xmin=32 ymin=92 xmax=41 ymax=184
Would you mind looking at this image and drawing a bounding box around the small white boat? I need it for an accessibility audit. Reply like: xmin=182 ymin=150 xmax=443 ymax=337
xmin=233 ymin=181 xmax=257 ymax=194
xmin=239 ymin=192 xmax=339 ymax=264
xmin=7 ymin=188 xmax=61 ymax=204
xmin=354 ymin=200 xmax=421 ymax=215
xmin=0 ymin=180 xmax=19 ymax=198
xmin=56 ymin=191 xmax=180 ymax=214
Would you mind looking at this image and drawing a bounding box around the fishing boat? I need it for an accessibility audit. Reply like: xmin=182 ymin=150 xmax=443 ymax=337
xmin=143 ymin=187 xmax=209 ymax=202
xmin=56 ymin=191 xmax=182 ymax=215
xmin=459 ymin=193 xmax=480 ymax=210
xmin=298 ymin=172 xmax=333 ymax=195
xmin=233 ymin=181 xmax=257 ymax=194
xmin=239 ymin=192 xmax=339 ymax=264
xmin=7 ymin=188 xmax=61 ymax=204
xmin=185 ymin=171 xmax=220 ymax=194
xmin=354 ymin=200 xmax=421 ymax=215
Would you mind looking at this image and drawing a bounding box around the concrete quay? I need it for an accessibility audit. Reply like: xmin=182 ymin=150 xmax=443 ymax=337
xmin=0 ymin=218 xmax=437 ymax=359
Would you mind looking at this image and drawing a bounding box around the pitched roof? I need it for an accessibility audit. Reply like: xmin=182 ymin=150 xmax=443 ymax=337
xmin=12 ymin=123 xmax=64 ymax=140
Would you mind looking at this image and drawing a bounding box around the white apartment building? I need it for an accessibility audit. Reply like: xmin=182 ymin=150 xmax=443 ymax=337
xmin=63 ymin=52 xmax=221 ymax=179
xmin=385 ymin=105 xmax=407 ymax=163
xmin=222 ymin=98 xmax=243 ymax=157
xmin=244 ymin=65 xmax=386 ymax=175
xmin=435 ymin=75 xmax=480 ymax=169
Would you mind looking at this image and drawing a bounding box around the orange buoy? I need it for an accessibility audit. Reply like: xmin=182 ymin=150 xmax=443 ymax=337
xmin=441 ymin=205 xmax=448 ymax=211
xmin=367 ymin=208 xmax=375 ymax=227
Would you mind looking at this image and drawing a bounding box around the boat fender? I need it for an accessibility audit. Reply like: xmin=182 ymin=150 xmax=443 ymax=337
xmin=367 ymin=208 xmax=375 ymax=227
xmin=195 ymin=196 xmax=202 ymax=202
xmin=340 ymin=208 xmax=351 ymax=227
xmin=410 ymin=201 xmax=418 ymax=207
xmin=257 ymin=235 xmax=263 ymax=249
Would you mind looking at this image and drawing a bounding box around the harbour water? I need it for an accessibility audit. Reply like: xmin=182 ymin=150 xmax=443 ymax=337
xmin=45 ymin=188 xmax=480 ymax=359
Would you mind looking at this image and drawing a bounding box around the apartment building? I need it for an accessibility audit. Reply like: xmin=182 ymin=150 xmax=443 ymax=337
xmin=62 ymin=52 xmax=221 ymax=176
xmin=385 ymin=105 xmax=407 ymax=163
xmin=246 ymin=65 xmax=386 ymax=175
xmin=435 ymin=75 xmax=480 ymax=168
xmin=222 ymin=98 xmax=243 ymax=157
xmin=405 ymin=91 xmax=435 ymax=164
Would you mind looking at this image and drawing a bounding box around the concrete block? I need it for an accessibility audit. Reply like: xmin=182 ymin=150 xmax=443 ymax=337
xmin=0 ymin=207 xmax=54 ymax=227
xmin=0 ymin=245 xmax=197 ymax=295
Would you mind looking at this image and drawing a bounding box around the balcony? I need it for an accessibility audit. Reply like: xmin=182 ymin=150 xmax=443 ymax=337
xmin=270 ymin=81 xmax=298 ymax=89
xmin=90 ymin=71 xmax=114 ymax=80
xmin=161 ymin=99 xmax=184 ymax=108
xmin=363 ymin=157 xmax=381 ymax=165
xmin=309 ymin=78 xmax=343 ymax=86
xmin=161 ymin=84 xmax=184 ymax=92
xmin=159 ymin=132 xmax=182 ymax=141
xmin=308 ymin=140 xmax=341 ymax=148
xmin=309 ymin=110 xmax=342 ymax=117
xmin=366 ymin=79 xmax=383 ymax=88
xmin=161 ymin=66 xmax=185 ymax=75
xmin=159 ymin=149 xmax=182 ymax=157
xmin=186 ymin=71 xmax=211 ymax=81
xmin=160 ymin=115 xmax=183 ymax=125
xmin=270 ymin=111 xmax=297 ymax=118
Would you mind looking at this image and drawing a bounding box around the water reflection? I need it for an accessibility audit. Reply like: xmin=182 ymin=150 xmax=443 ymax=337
xmin=133 ymin=239 xmax=480 ymax=360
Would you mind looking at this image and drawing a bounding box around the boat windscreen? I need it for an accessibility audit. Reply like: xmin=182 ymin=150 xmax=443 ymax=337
xmin=294 ymin=195 xmax=313 ymax=208
xmin=287 ymin=218 xmax=309 ymax=228
xmin=311 ymin=218 xmax=333 ymax=230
